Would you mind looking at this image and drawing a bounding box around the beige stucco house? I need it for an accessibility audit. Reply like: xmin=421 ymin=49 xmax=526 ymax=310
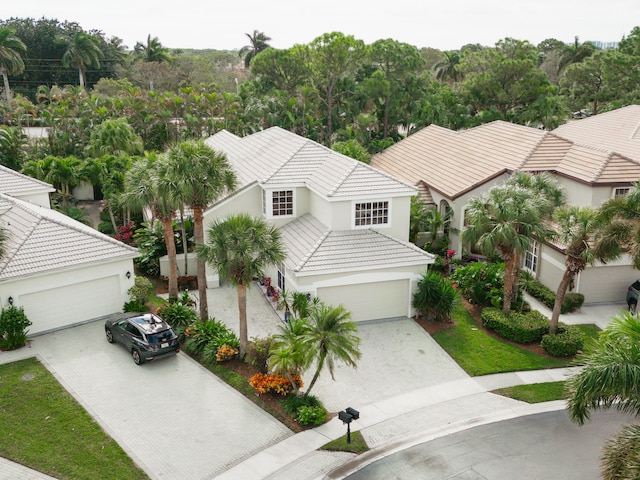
xmin=371 ymin=105 xmax=640 ymax=304
xmin=203 ymin=127 xmax=434 ymax=321
xmin=0 ymin=166 xmax=138 ymax=334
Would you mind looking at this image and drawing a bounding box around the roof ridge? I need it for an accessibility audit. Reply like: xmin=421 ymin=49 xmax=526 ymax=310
xmin=520 ymin=131 xmax=556 ymax=168
xmin=372 ymin=228 xmax=435 ymax=256
xmin=263 ymin=141 xmax=310 ymax=183
xmin=0 ymin=213 xmax=39 ymax=274
xmin=294 ymin=229 xmax=331 ymax=272
xmin=327 ymin=162 xmax=358 ymax=197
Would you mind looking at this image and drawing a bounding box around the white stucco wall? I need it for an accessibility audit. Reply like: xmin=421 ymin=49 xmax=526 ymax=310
xmin=14 ymin=191 xmax=52 ymax=209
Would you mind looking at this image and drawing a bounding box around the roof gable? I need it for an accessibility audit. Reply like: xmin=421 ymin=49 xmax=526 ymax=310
xmin=0 ymin=165 xmax=55 ymax=197
xmin=0 ymin=194 xmax=138 ymax=280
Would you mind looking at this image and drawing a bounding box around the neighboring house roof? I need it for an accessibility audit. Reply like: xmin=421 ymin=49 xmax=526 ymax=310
xmin=0 ymin=165 xmax=55 ymax=197
xmin=206 ymin=126 xmax=417 ymax=199
xmin=279 ymin=215 xmax=434 ymax=275
xmin=0 ymin=194 xmax=138 ymax=281
xmin=553 ymin=105 xmax=640 ymax=162
xmin=372 ymin=115 xmax=640 ymax=201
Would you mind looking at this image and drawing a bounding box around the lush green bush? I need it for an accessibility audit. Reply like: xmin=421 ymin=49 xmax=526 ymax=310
xmin=157 ymin=303 xmax=198 ymax=331
xmin=127 ymin=276 xmax=154 ymax=305
xmin=296 ymin=405 xmax=328 ymax=426
xmin=245 ymin=337 xmax=276 ymax=373
xmin=412 ymin=271 xmax=457 ymax=322
xmin=123 ymin=300 xmax=149 ymax=312
xmin=481 ymin=308 xmax=550 ymax=344
xmin=0 ymin=306 xmax=32 ymax=350
xmin=281 ymin=394 xmax=327 ymax=426
xmin=521 ymin=273 xmax=585 ymax=313
xmin=281 ymin=394 xmax=323 ymax=415
xmin=541 ymin=326 xmax=585 ymax=357
xmin=183 ymin=319 xmax=240 ymax=358
xmin=452 ymin=262 xmax=505 ymax=308
xmin=133 ymin=221 xmax=166 ymax=277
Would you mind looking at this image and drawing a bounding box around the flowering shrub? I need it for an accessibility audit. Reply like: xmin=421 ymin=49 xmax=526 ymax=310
xmin=115 ymin=222 xmax=136 ymax=246
xmin=249 ymin=372 xmax=303 ymax=395
xmin=216 ymin=344 xmax=238 ymax=362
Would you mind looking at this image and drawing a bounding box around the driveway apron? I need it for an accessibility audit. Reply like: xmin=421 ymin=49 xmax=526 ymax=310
xmin=13 ymin=321 xmax=292 ymax=480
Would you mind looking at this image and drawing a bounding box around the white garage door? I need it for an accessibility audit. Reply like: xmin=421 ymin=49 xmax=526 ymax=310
xmin=579 ymin=266 xmax=639 ymax=303
xmin=21 ymin=276 xmax=122 ymax=334
xmin=318 ymin=279 xmax=409 ymax=321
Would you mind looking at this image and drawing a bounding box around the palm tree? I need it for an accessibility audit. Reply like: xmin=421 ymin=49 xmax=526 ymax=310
xmin=239 ymin=30 xmax=271 ymax=68
xmin=549 ymin=206 xmax=614 ymax=333
xmin=558 ymin=36 xmax=596 ymax=74
xmin=462 ymin=183 xmax=552 ymax=315
xmin=0 ymin=27 xmax=26 ymax=110
xmin=133 ymin=35 xmax=171 ymax=63
xmin=197 ymin=214 xmax=285 ymax=356
xmin=595 ymin=181 xmax=640 ymax=269
xmin=302 ymin=304 xmax=361 ymax=397
xmin=60 ymin=31 xmax=103 ymax=91
xmin=566 ymin=312 xmax=640 ymax=480
xmin=433 ymin=51 xmax=462 ymax=84
xmin=167 ymin=140 xmax=237 ymax=321
xmin=87 ymin=118 xmax=144 ymax=158
xmin=269 ymin=317 xmax=310 ymax=397
xmin=122 ymin=154 xmax=181 ymax=297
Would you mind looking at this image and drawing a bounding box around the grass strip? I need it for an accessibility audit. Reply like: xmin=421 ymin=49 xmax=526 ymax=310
xmin=492 ymin=381 xmax=567 ymax=403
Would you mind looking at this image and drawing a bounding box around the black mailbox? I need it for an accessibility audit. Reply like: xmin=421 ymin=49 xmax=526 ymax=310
xmin=345 ymin=407 xmax=359 ymax=420
xmin=338 ymin=410 xmax=353 ymax=423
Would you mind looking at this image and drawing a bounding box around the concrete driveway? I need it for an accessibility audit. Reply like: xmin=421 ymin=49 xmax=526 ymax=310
xmin=3 ymin=320 xmax=291 ymax=480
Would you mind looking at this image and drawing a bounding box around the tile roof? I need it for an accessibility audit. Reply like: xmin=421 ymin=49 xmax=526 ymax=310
xmin=553 ymin=105 xmax=640 ymax=162
xmin=206 ymin=127 xmax=416 ymax=199
xmin=279 ymin=215 xmax=434 ymax=274
xmin=372 ymin=114 xmax=640 ymax=199
xmin=0 ymin=194 xmax=138 ymax=281
xmin=0 ymin=165 xmax=55 ymax=196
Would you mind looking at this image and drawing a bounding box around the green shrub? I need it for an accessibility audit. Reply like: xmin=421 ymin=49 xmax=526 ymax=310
xmin=412 ymin=271 xmax=457 ymax=322
xmin=451 ymin=262 xmax=505 ymax=308
xmin=562 ymin=293 xmax=585 ymax=313
xmin=481 ymin=308 xmax=550 ymax=344
xmin=156 ymin=303 xmax=198 ymax=330
xmin=281 ymin=394 xmax=323 ymax=415
xmin=245 ymin=337 xmax=276 ymax=373
xmin=0 ymin=306 xmax=32 ymax=350
xmin=127 ymin=276 xmax=154 ymax=305
xmin=123 ymin=300 xmax=149 ymax=312
xmin=521 ymin=273 xmax=584 ymax=313
xmin=296 ymin=405 xmax=328 ymax=426
xmin=541 ymin=326 xmax=585 ymax=357
xmin=183 ymin=318 xmax=239 ymax=357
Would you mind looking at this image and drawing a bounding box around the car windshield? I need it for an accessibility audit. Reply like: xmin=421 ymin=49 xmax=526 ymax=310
xmin=147 ymin=329 xmax=176 ymax=344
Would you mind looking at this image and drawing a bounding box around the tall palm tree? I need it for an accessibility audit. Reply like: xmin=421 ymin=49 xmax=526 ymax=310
xmin=302 ymin=304 xmax=361 ymax=397
xmin=595 ymin=181 xmax=640 ymax=269
xmin=566 ymin=312 xmax=640 ymax=480
xmin=549 ymin=206 xmax=614 ymax=333
xmin=0 ymin=27 xmax=26 ymax=110
xmin=558 ymin=36 xmax=596 ymax=75
xmin=239 ymin=30 xmax=271 ymax=68
xmin=433 ymin=50 xmax=463 ymax=84
xmin=462 ymin=183 xmax=552 ymax=315
xmin=197 ymin=214 xmax=285 ymax=356
xmin=167 ymin=140 xmax=237 ymax=321
xmin=121 ymin=154 xmax=181 ymax=297
xmin=60 ymin=31 xmax=103 ymax=91
xmin=133 ymin=35 xmax=171 ymax=63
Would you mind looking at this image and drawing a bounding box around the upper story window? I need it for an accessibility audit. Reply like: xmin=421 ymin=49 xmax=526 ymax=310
xmin=272 ymin=190 xmax=294 ymax=216
xmin=523 ymin=240 xmax=539 ymax=274
xmin=355 ymin=201 xmax=389 ymax=226
xmin=614 ymin=187 xmax=630 ymax=199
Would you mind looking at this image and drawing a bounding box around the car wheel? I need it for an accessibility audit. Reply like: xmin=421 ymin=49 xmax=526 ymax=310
xmin=630 ymin=302 xmax=637 ymax=314
xmin=105 ymin=328 xmax=114 ymax=343
xmin=132 ymin=349 xmax=144 ymax=365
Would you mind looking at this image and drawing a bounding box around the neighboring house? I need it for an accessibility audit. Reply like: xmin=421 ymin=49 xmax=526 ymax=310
xmin=203 ymin=127 xmax=434 ymax=322
xmin=371 ymin=105 xmax=640 ymax=304
xmin=0 ymin=168 xmax=138 ymax=335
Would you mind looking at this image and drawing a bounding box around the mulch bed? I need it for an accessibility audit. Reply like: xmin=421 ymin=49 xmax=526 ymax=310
xmin=414 ymin=298 xmax=553 ymax=358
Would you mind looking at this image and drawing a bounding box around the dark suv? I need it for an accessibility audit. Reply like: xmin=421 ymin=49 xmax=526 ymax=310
xmin=105 ymin=313 xmax=180 ymax=365
xmin=627 ymin=280 xmax=640 ymax=313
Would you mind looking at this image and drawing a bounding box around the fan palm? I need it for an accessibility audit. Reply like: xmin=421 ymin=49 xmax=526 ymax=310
xmin=0 ymin=27 xmax=27 ymax=109
xmin=167 ymin=140 xmax=237 ymax=321
xmin=60 ymin=31 xmax=103 ymax=90
xmin=197 ymin=214 xmax=285 ymax=356
xmin=566 ymin=312 xmax=640 ymax=480
xmin=302 ymin=304 xmax=361 ymax=397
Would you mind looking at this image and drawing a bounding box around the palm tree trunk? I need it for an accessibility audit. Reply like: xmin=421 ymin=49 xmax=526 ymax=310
xmin=193 ymin=207 xmax=209 ymax=321
xmin=1 ymin=69 xmax=12 ymax=109
xmin=550 ymin=268 xmax=575 ymax=334
xmin=502 ymin=254 xmax=516 ymax=316
xmin=161 ymin=218 xmax=179 ymax=298
xmin=285 ymin=371 xmax=300 ymax=397
xmin=237 ymin=281 xmax=248 ymax=357
xmin=304 ymin=352 xmax=325 ymax=397
xmin=179 ymin=210 xmax=188 ymax=275
xmin=78 ymin=67 xmax=85 ymax=90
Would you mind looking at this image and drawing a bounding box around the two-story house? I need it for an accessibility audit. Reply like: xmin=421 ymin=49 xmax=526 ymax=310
xmin=203 ymin=127 xmax=434 ymax=321
xmin=371 ymin=105 xmax=640 ymax=304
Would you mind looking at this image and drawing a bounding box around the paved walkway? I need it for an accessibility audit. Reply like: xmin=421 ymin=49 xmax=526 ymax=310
xmin=0 ymin=287 xmax=626 ymax=480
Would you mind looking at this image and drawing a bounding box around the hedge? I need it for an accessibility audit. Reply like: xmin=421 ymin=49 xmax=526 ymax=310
xmin=541 ymin=325 xmax=585 ymax=357
xmin=521 ymin=274 xmax=585 ymax=313
xmin=481 ymin=308 xmax=550 ymax=344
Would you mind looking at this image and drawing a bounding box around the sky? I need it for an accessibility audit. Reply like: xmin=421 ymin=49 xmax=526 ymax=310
xmin=3 ymin=0 xmax=639 ymax=52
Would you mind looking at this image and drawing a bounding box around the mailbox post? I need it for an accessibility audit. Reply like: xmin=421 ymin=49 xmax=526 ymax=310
xmin=338 ymin=407 xmax=360 ymax=444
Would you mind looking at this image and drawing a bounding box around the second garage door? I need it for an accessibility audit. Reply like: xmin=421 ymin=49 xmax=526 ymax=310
xmin=318 ymin=279 xmax=409 ymax=321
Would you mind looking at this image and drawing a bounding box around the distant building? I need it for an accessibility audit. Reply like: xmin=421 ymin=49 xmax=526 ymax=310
xmin=591 ymin=40 xmax=619 ymax=50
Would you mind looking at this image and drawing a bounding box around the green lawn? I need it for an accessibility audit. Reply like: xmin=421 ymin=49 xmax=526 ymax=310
xmin=432 ymin=303 xmax=573 ymax=376
xmin=0 ymin=357 xmax=148 ymax=480
xmin=321 ymin=430 xmax=368 ymax=453
xmin=492 ymin=381 xmax=567 ymax=403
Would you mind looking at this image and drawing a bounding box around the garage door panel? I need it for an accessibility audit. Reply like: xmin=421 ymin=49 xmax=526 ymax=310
xmin=318 ymin=280 xmax=409 ymax=321
xmin=22 ymin=276 xmax=122 ymax=334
